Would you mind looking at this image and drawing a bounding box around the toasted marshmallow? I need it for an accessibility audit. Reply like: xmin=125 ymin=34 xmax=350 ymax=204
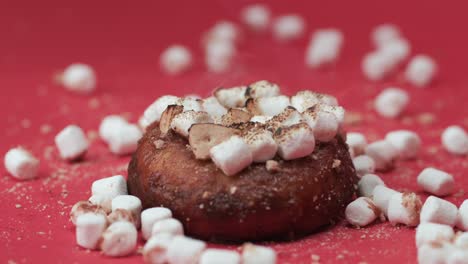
xmin=99 ymin=115 xmax=128 ymax=142
xmin=143 ymin=233 xmax=174 ymax=264
xmin=171 ymin=111 xmax=213 ymax=137
xmin=406 ymin=55 xmax=437 ymax=87
xmin=100 ymin=221 xmax=138 ymax=257
xmin=89 ymin=194 xmax=112 ymax=213
xmin=385 ymin=130 xmax=421 ymax=159
xmin=318 ymin=104 xmax=345 ymax=125
xmin=76 ymin=213 xmax=107 ymax=250
xmin=179 ymin=98 xmax=204 ymax=112
xmin=345 ymin=197 xmax=379 ymax=227
xmin=358 ymin=174 xmax=385 ymax=198
xmin=387 ymin=192 xmax=422 ymax=226
xmin=347 ymin=132 xmax=368 ymax=156
xmin=372 ymin=24 xmax=401 ymax=48
xmin=91 ymin=175 xmax=128 ymax=212
xmin=241 ymin=4 xmax=271 ymax=32
xmin=54 ymin=125 xmax=89 ymax=161
xmin=166 ymin=236 xmax=207 ymax=264
xmin=160 ymin=45 xmax=192 ymax=75
xmin=247 ymin=80 xmax=280 ymax=98
xmin=272 ymin=14 xmax=305 ymax=41
xmin=243 ymin=129 xmax=278 ymax=163
xmin=151 ymin=218 xmax=184 ymax=237
xmin=111 ymin=195 xmax=142 ymax=227
xmin=141 ymin=207 xmax=173 ymax=240
xmin=200 ymin=249 xmax=241 ymax=264
xmin=267 ymin=107 xmax=303 ymax=129
xmin=290 ymin=91 xmax=321 ymax=112
xmin=107 ymin=209 xmax=137 ymax=227
xmin=458 ymin=200 xmax=468 ymax=231
xmin=274 ymin=123 xmax=315 ymax=160
xmin=4 ymin=147 xmax=40 ymax=180
xmin=365 ymin=140 xmax=399 ymax=171
xmin=374 ymin=88 xmax=409 ymax=118
xmin=441 ymin=126 xmax=468 ymax=155
xmin=214 ymin=86 xmax=248 ymax=108
xmin=353 ymin=155 xmax=375 ymax=178
xmin=210 ymin=135 xmax=253 ymax=176
xmin=250 ymin=115 xmax=272 ymax=124
xmin=61 ymin=63 xmax=96 ymax=94
xmin=107 ymin=124 xmax=143 ymax=155
xmin=416 ymin=222 xmax=455 ymax=247
xmin=306 ymin=29 xmax=344 ymax=68
xmin=143 ymin=95 xmax=180 ymax=125
xmin=372 ymin=185 xmax=400 ymax=217
xmin=247 ymin=96 xmax=290 ymax=116
xmin=417 ymin=168 xmax=455 ymax=197
xmin=302 ymin=109 xmax=339 ymax=142
xmin=417 ymin=241 xmax=453 ymax=264
xmin=242 ymin=243 xmax=277 ymax=264
xmin=202 ymin=97 xmax=228 ymax=119
xmin=70 ymin=201 xmax=107 ymax=225
xmin=420 ymin=196 xmax=458 ymax=227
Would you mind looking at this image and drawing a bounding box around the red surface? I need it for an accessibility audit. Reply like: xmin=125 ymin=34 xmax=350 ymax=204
xmin=1 ymin=0 xmax=468 ymax=263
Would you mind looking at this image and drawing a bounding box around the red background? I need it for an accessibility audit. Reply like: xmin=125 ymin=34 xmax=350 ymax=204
xmin=1 ymin=0 xmax=468 ymax=263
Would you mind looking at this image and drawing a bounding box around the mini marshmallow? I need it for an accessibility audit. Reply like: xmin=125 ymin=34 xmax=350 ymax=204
xmin=61 ymin=63 xmax=96 ymax=94
xmin=417 ymin=241 xmax=453 ymax=264
xmin=353 ymin=155 xmax=375 ymax=178
xmin=242 ymin=243 xmax=277 ymax=264
xmin=250 ymin=115 xmax=272 ymax=124
xmin=142 ymin=207 xmax=173 ymax=240
xmin=210 ymin=136 xmax=253 ymax=176
xmin=372 ymin=24 xmax=401 ymax=48
xmin=205 ymin=39 xmax=236 ymax=73
xmin=92 ymin=175 xmax=128 ymax=203
xmin=358 ymin=174 xmax=385 ymax=198
xmin=454 ymin=232 xmax=468 ymax=248
xmin=274 ymin=123 xmax=315 ymax=160
xmin=458 ymin=200 xmax=468 ymax=231
xmin=306 ymin=29 xmax=344 ymax=68
xmin=160 ymin=45 xmax=192 ymax=75
xmin=415 ymin=222 xmax=455 ymax=247
xmin=89 ymin=194 xmax=112 ymax=213
xmin=107 ymin=124 xmax=143 ymax=155
xmin=302 ymin=109 xmax=339 ymax=142
xmin=207 ymin=21 xmax=240 ymax=43
xmin=202 ymin=97 xmax=228 ymax=119
xmin=243 ymin=129 xmax=278 ymax=163
xmin=75 ymin=213 xmax=107 ymax=249
xmin=417 ymin=168 xmax=455 ymax=196
xmin=70 ymin=201 xmax=107 ymax=225
xmin=99 ymin=115 xmax=128 ymax=142
xmin=447 ymin=250 xmax=468 ymax=264
xmin=4 ymin=147 xmax=40 ymax=180
xmin=100 ymin=221 xmax=138 ymax=257
xmin=365 ymin=140 xmax=399 ymax=171
xmin=247 ymin=80 xmax=280 ymax=98
xmin=143 ymin=233 xmax=174 ymax=264
xmin=250 ymin=96 xmax=291 ymax=116
xmin=111 ymin=195 xmax=142 ymax=227
xmin=385 ymin=130 xmax=421 ymax=159
xmin=151 ymin=218 xmax=184 ymax=237
xmin=420 ymin=196 xmax=458 ymax=227
xmin=405 ymin=55 xmax=437 ymax=87
xmin=214 ymin=86 xmax=247 ymax=108
xmin=268 ymin=107 xmax=303 ymax=128
xmin=345 ymin=197 xmax=379 ymax=227
xmin=379 ymin=38 xmax=411 ymax=64
xmin=318 ymin=104 xmax=345 ymax=125
xmin=272 ymin=14 xmax=305 ymax=41
xmin=241 ymin=4 xmax=271 ymax=32
xmin=347 ymin=132 xmax=368 ymax=156
xmin=179 ymin=98 xmax=204 ymax=112
xmin=361 ymin=51 xmax=397 ymax=81
xmin=139 ymin=115 xmax=150 ymax=130
xmin=166 ymin=236 xmax=207 ymax=264
xmin=143 ymin=95 xmax=180 ymax=124
xmin=372 ymin=185 xmax=400 ymax=217
xmin=107 ymin=209 xmax=137 ymax=227
xmin=441 ymin=126 xmax=468 ymax=155
xmin=171 ymin=111 xmax=213 ymax=137
xmin=387 ymin=192 xmax=422 ymax=226
xmin=200 ymin=249 xmax=241 ymax=264
xmin=374 ymin=88 xmax=409 ymax=118
xmin=290 ymin=91 xmax=321 ymax=112
xmin=54 ymin=125 xmax=89 ymax=160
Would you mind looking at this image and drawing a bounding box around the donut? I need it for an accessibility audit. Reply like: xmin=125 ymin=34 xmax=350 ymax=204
xmin=128 ymin=81 xmax=358 ymax=242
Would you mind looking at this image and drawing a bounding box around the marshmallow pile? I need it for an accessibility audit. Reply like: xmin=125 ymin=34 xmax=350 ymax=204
xmin=70 ymin=175 xmax=277 ymax=263
xmin=142 ymin=80 xmax=345 ymax=176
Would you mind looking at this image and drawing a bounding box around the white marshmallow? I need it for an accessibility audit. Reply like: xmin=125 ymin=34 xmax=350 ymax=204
xmin=353 ymin=155 xmax=375 ymax=178
xmin=372 ymin=24 xmax=401 ymax=48
xmin=89 ymin=194 xmax=112 ymax=213
xmin=441 ymin=126 xmax=468 ymax=155
xmin=387 ymin=192 xmax=422 ymax=226
xmin=143 ymin=95 xmax=180 ymax=125
xmin=4 ymin=147 xmax=40 ymax=180
xmin=143 ymin=233 xmax=174 ymax=264
xmin=406 ymin=55 xmax=437 ymax=87
xmin=247 ymin=80 xmax=280 ymax=98
xmin=107 ymin=209 xmax=138 ymax=227
xmin=385 ymin=130 xmax=421 ymax=159
xmin=415 ymin=222 xmax=455 ymax=247
xmin=107 ymin=124 xmax=143 ymax=155
xmin=269 ymin=107 xmax=303 ymax=127
xmin=454 ymin=232 xmax=468 ymax=248
xmin=111 ymin=195 xmax=142 ymax=227
xmin=75 ymin=213 xmax=107 ymax=250
xmin=166 ymin=236 xmax=206 ymax=264
xmin=303 ymin=110 xmax=339 ymax=142
xmin=274 ymin=123 xmax=315 ymax=160
xmin=418 ymin=241 xmax=453 ymax=264
xmin=272 ymin=14 xmax=305 ymax=41
xmin=253 ymin=96 xmax=291 ymax=116
xmin=241 ymin=4 xmax=271 ymax=32
xmin=243 ymin=130 xmax=278 ymax=163
xmin=242 ymin=243 xmax=277 ymax=264
xmin=374 ymin=88 xmax=409 ymax=118
xmin=99 ymin=115 xmax=128 ymax=142
xmin=200 ymin=249 xmax=241 ymax=264
xmin=160 ymin=45 xmax=192 ymax=75
xmin=306 ymin=29 xmax=344 ymax=68
xmin=318 ymin=105 xmax=345 ymax=125
xmin=365 ymin=140 xmax=399 ymax=171
xmin=151 ymin=218 xmax=184 ymax=237
xmin=214 ymin=86 xmax=247 ymax=108
xmin=202 ymin=97 xmax=228 ymax=119
xmin=70 ymin=201 xmax=107 ymax=225
xmin=179 ymin=98 xmax=204 ymax=112
xmin=210 ymin=136 xmax=253 ymax=176
xmin=207 ymin=21 xmax=240 ymax=43
xmin=362 ymin=51 xmax=397 ymax=81
xmin=205 ymin=40 xmax=236 ymax=73
xmin=347 ymin=132 xmax=368 ymax=156
xmin=420 ymin=196 xmax=458 ymax=227
xmin=345 ymin=197 xmax=379 ymax=227
xmin=171 ymin=111 xmax=213 ymax=137
xmin=447 ymin=250 xmax=468 ymax=264
xmin=358 ymin=174 xmax=385 ymax=198
xmin=91 ymin=175 xmax=128 ymax=205
xmin=142 ymin=207 xmax=173 ymax=240
xmin=54 ymin=125 xmax=89 ymax=160
xmin=379 ymin=38 xmax=411 ymax=64
xmin=417 ymin=168 xmax=455 ymax=197
xmin=100 ymin=221 xmax=138 ymax=257
xmin=139 ymin=115 xmax=151 ymax=130
xmin=290 ymin=91 xmax=321 ymax=112
xmin=372 ymin=185 xmax=400 ymax=217
xmin=62 ymin=63 xmax=96 ymax=94
xmin=250 ymin=115 xmax=272 ymax=124
xmin=458 ymin=200 xmax=468 ymax=231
